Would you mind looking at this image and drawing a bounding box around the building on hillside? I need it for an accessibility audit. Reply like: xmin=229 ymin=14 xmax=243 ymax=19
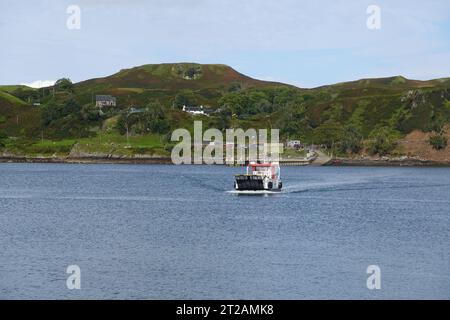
xmin=182 ymin=105 xmax=211 ymax=116
xmin=129 ymin=106 xmax=147 ymax=114
xmin=95 ymin=95 xmax=116 ymax=107
xmin=286 ymin=140 xmax=302 ymax=149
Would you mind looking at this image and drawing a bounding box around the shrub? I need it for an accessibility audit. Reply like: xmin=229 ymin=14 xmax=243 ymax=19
xmin=429 ymin=134 xmax=447 ymax=150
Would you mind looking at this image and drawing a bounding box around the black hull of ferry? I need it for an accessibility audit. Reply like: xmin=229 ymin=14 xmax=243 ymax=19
xmin=234 ymin=175 xmax=282 ymax=191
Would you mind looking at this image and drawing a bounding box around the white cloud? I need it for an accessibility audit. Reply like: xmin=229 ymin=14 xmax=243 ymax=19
xmin=21 ymin=80 xmax=56 ymax=88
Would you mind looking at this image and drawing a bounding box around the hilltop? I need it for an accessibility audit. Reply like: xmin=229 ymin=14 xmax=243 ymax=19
xmin=74 ymin=63 xmax=290 ymax=107
xmin=0 ymin=63 xmax=449 ymax=163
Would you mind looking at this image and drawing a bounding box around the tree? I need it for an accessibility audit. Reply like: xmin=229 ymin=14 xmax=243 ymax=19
xmin=218 ymin=92 xmax=244 ymax=115
xmin=314 ymin=120 xmax=344 ymax=149
xmin=54 ymin=78 xmax=74 ymax=93
xmin=367 ymin=126 xmax=400 ymax=155
xmin=215 ymin=106 xmax=232 ymax=130
xmin=173 ymin=90 xmax=198 ymax=109
xmin=80 ymin=104 xmax=101 ymax=122
xmin=144 ymin=101 xmax=170 ymax=134
xmin=340 ymin=124 xmax=363 ymax=154
xmin=117 ymin=101 xmax=170 ymax=135
xmin=427 ymin=115 xmax=446 ymax=133
xmin=41 ymin=99 xmax=82 ymax=128
xmin=62 ymin=98 xmax=79 ymax=114
xmin=277 ymin=105 xmax=309 ymax=137
xmin=41 ymin=101 xmax=64 ymax=126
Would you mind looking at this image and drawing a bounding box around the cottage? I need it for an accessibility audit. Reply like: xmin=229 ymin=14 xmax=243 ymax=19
xmin=182 ymin=105 xmax=210 ymax=116
xmin=95 ymin=95 xmax=116 ymax=107
xmin=286 ymin=140 xmax=302 ymax=149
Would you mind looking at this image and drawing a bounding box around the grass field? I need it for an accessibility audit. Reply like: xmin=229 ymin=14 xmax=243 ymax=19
xmin=74 ymin=132 xmax=169 ymax=156
xmin=0 ymin=91 xmax=29 ymax=106
xmin=1 ymin=133 xmax=169 ymax=157
xmin=0 ymin=85 xmax=34 ymax=93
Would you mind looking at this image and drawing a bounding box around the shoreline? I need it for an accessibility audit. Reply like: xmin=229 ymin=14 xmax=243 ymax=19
xmin=1 ymin=156 xmax=450 ymax=167
xmin=325 ymin=158 xmax=450 ymax=167
xmin=0 ymin=156 xmax=174 ymax=165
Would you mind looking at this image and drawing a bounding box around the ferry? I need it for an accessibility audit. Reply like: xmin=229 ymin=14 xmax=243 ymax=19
xmin=234 ymin=162 xmax=282 ymax=191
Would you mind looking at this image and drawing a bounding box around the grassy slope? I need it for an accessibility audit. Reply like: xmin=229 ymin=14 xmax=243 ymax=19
xmin=0 ymin=91 xmax=29 ymax=106
xmin=304 ymin=76 xmax=450 ymax=135
xmin=0 ymin=91 xmax=41 ymax=137
xmin=0 ymin=85 xmax=33 ymax=94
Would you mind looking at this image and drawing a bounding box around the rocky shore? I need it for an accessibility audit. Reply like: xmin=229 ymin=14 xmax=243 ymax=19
xmin=325 ymin=157 xmax=450 ymax=167
xmin=0 ymin=155 xmax=173 ymax=164
xmin=1 ymin=154 xmax=450 ymax=166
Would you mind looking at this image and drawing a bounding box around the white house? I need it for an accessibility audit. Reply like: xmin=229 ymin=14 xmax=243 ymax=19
xmin=182 ymin=105 xmax=210 ymax=116
xmin=95 ymin=95 xmax=116 ymax=107
xmin=286 ymin=140 xmax=302 ymax=149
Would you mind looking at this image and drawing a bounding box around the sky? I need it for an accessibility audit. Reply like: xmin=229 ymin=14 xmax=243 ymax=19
xmin=0 ymin=0 xmax=449 ymax=88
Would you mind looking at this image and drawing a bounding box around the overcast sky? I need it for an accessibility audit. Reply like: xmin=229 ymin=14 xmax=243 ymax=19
xmin=0 ymin=0 xmax=449 ymax=88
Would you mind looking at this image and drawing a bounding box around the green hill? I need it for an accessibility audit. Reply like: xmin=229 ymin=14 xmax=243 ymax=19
xmin=0 ymin=63 xmax=449 ymax=158
xmin=304 ymin=76 xmax=450 ymax=135
xmin=0 ymin=91 xmax=29 ymax=106
xmin=74 ymin=63 xmax=289 ymax=107
xmin=0 ymin=84 xmax=34 ymax=90
xmin=0 ymin=91 xmax=41 ymax=137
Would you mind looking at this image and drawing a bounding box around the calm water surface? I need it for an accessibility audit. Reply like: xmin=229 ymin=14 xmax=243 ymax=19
xmin=0 ymin=164 xmax=449 ymax=299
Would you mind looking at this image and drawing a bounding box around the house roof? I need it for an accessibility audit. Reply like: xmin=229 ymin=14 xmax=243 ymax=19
xmin=184 ymin=106 xmax=203 ymax=112
xmin=96 ymin=95 xmax=116 ymax=101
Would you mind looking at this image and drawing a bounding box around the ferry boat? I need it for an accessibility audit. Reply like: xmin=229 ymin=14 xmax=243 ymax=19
xmin=234 ymin=162 xmax=282 ymax=191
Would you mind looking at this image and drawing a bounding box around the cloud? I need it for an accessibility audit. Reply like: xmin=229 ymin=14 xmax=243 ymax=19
xmin=21 ymin=80 xmax=56 ymax=88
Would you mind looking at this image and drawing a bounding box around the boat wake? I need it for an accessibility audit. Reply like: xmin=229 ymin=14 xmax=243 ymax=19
xmin=281 ymin=177 xmax=370 ymax=194
xmin=226 ymin=178 xmax=368 ymax=196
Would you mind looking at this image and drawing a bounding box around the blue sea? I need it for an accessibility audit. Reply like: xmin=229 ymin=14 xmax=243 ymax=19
xmin=0 ymin=164 xmax=449 ymax=299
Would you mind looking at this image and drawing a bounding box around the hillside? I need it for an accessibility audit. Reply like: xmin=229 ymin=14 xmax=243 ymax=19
xmin=0 ymin=91 xmax=41 ymax=137
xmin=0 ymin=63 xmax=449 ymax=162
xmin=74 ymin=63 xmax=290 ymax=107
xmin=302 ymin=75 xmax=450 ymax=136
xmin=0 ymin=85 xmax=34 ymax=93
